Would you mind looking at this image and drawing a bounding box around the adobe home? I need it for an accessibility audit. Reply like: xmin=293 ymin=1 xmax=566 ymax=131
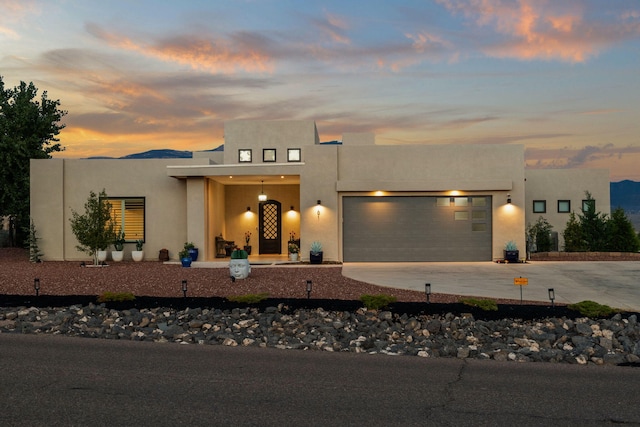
xmin=30 ymin=120 xmax=610 ymax=262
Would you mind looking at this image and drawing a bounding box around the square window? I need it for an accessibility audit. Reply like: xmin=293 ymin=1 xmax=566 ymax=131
xmin=239 ymin=149 xmax=252 ymax=163
xmin=533 ymin=200 xmax=546 ymax=213
xmin=263 ymin=148 xmax=276 ymax=162
xmin=287 ymin=148 xmax=301 ymax=162
xmin=454 ymin=211 xmax=469 ymax=220
xmin=104 ymin=197 xmax=145 ymax=241
xmin=582 ymin=199 xmax=595 ymax=211
xmin=558 ymin=200 xmax=571 ymax=213
xmin=436 ymin=197 xmax=451 ymax=207
xmin=454 ymin=197 xmax=468 ymax=207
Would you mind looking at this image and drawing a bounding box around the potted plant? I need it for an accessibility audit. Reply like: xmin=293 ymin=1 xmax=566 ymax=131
xmin=309 ymin=241 xmax=323 ymax=264
xmin=132 ymin=239 xmax=144 ymax=262
xmin=179 ymin=248 xmax=192 ymax=267
xmin=229 ymin=247 xmax=251 ymax=280
xmin=184 ymin=241 xmax=198 ymax=261
xmin=244 ymin=231 xmax=252 ymax=255
xmin=111 ymin=229 xmax=125 ymax=262
xmin=288 ymin=242 xmax=300 ymax=261
xmin=504 ymin=240 xmax=519 ymax=263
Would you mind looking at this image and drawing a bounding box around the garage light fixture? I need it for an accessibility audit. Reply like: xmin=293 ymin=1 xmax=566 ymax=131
xmin=507 ymin=194 xmax=512 ymax=204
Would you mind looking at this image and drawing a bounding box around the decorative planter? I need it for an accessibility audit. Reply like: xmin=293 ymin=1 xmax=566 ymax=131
xmin=310 ymin=251 xmax=323 ymax=264
xmin=131 ymin=250 xmax=144 ymax=262
xmin=229 ymin=259 xmax=251 ymax=280
xmin=289 ymin=253 xmax=299 ymax=261
xmin=244 ymin=245 xmax=252 ymax=255
xmin=504 ymin=250 xmax=519 ymax=263
xmin=181 ymin=257 xmax=192 ymax=267
xmin=97 ymin=250 xmax=108 ymax=262
xmin=111 ymin=250 xmax=124 ymax=262
xmin=188 ymin=248 xmax=198 ymax=262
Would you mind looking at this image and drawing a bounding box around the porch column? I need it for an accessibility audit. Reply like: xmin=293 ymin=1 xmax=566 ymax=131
xmin=186 ymin=178 xmax=206 ymax=260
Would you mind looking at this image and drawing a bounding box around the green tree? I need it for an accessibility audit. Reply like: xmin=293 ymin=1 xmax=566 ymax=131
xmin=0 ymin=77 xmax=66 ymax=245
xmin=605 ymin=208 xmax=640 ymax=252
xmin=563 ymin=212 xmax=586 ymax=251
xmin=579 ymin=192 xmax=608 ymax=251
xmin=527 ymin=216 xmax=554 ymax=252
xmin=69 ymin=190 xmax=115 ymax=265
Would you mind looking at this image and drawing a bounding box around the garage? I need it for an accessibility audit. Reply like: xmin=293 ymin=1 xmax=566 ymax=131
xmin=342 ymin=196 xmax=492 ymax=262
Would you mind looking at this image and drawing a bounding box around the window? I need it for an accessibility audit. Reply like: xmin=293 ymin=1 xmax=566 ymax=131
xmin=239 ymin=149 xmax=252 ymax=163
xmin=263 ymin=148 xmax=276 ymax=162
xmin=454 ymin=197 xmax=468 ymax=207
xmin=287 ymin=148 xmax=301 ymax=162
xmin=582 ymin=199 xmax=595 ymax=211
xmin=533 ymin=200 xmax=546 ymax=213
xmin=107 ymin=198 xmax=145 ymax=241
xmin=436 ymin=197 xmax=451 ymax=207
xmin=558 ymin=200 xmax=571 ymax=213
xmin=454 ymin=211 xmax=469 ymax=220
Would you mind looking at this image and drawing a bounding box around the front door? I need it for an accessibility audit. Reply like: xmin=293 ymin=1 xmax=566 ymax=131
xmin=259 ymin=200 xmax=281 ymax=254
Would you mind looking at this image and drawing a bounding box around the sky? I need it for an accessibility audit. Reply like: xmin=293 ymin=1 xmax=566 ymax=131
xmin=1 ymin=0 xmax=639 ymax=181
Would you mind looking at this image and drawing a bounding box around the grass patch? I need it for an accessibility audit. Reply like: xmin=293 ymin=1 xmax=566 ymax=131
xmin=97 ymin=292 xmax=136 ymax=303
xmin=360 ymin=294 xmax=397 ymax=310
xmin=568 ymin=300 xmax=615 ymax=318
xmin=227 ymin=293 xmax=269 ymax=304
xmin=460 ymin=298 xmax=498 ymax=311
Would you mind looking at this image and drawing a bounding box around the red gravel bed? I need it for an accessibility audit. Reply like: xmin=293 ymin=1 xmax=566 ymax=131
xmin=0 ymin=248 xmax=546 ymax=305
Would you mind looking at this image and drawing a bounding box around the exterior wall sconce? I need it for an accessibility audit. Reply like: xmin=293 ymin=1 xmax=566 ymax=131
xmin=548 ymin=288 xmax=555 ymax=308
xmin=306 ymin=280 xmax=312 ymax=299
xmin=425 ymin=283 xmax=431 ymax=303
xmin=246 ymin=206 xmax=251 ymax=211
xmin=258 ymin=180 xmax=267 ymax=202
xmin=317 ymin=200 xmax=321 ymax=205
xmin=182 ymin=280 xmax=188 ymax=298
xmin=34 ymin=278 xmax=40 ymax=296
xmin=507 ymin=194 xmax=512 ymax=204
xmin=290 ymin=205 xmax=294 ymax=211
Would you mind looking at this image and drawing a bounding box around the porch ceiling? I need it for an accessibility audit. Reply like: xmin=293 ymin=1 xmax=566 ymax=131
xmin=207 ymin=175 xmax=300 ymax=185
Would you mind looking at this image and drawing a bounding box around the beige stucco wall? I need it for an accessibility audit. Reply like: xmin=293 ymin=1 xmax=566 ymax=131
xmin=31 ymin=158 xmax=198 ymax=261
xmin=223 ymin=120 xmax=319 ymax=164
xmin=525 ymin=168 xmax=611 ymax=250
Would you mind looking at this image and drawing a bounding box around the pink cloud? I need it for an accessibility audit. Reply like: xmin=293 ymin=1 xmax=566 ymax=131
xmin=436 ymin=0 xmax=640 ymax=62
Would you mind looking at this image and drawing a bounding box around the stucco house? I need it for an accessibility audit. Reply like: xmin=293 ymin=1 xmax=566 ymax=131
xmin=30 ymin=120 xmax=610 ymax=263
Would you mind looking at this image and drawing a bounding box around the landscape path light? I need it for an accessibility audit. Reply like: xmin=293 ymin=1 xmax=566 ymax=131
xmin=306 ymin=280 xmax=312 ymax=299
xmin=425 ymin=283 xmax=431 ymax=303
xmin=548 ymin=288 xmax=555 ymax=308
xmin=34 ymin=278 xmax=40 ymax=296
xmin=182 ymin=280 xmax=188 ymax=298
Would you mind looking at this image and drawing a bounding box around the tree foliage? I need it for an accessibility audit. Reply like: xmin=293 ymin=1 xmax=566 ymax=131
xmin=527 ymin=216 xmax=554 ymax=253
xmin=0 ymin=76 xmax=66 ymax=245
xmin=69 ymin=190 xmax=115 ymax=265
xmin=563 ymin=191 xmax=640 ymax=252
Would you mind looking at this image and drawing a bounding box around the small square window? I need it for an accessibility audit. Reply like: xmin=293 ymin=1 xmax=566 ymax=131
xmin=582 ymin=199 xmax=595 ymax=211
xmin=287 ymin=148 xmax=301 ymax=162
xmin=239 ymin=149 xmax=252 ymax=163
xmin=263 ymin=149 xmax=276 ymax=162
xmin=533 ymin=200 xmax=546 ymax=213
xmin=558 ymin=200 xmax=571 ymax=213
xmin=436 ymin=197 xmax=451 ymax=207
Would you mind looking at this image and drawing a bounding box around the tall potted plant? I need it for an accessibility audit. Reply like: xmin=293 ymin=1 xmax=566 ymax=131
xmin=69 ymin=189 xmax=115 ymax=266
xmin=111 ymin=229 xmax=125 ymax=262
xmin=132 ymin=239 xmax=144 ymax=262
xmin=244 ymin=231 xmax=252 ymax=255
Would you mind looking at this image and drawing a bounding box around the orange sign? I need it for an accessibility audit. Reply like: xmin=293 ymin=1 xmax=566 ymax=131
xmin=514 ymin=277 xmax=528 ymax=286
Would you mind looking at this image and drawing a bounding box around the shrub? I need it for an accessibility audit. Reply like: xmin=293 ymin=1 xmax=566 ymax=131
xmin=227 ymin=293 xmax=269 ymax=304
xmin=360 ymin=294 xmax=397 ymax=310
xmin=460 ymin=298 xmax=498 ymax=311
xmin=230 ymin=249 xmax=248 ymax=259
xmin=567 ymin=300 xmax=615 ymax=318
xmin=97 ymin=292 xmax=135 ymax=303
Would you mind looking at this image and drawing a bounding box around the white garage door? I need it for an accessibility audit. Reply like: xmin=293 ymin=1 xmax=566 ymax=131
xmin=343 ymin=196 xmax=492 ymax=262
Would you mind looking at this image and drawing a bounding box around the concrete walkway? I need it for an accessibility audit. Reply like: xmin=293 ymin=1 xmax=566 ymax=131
xmin=342 ymin=261 xmax=640 ymax=312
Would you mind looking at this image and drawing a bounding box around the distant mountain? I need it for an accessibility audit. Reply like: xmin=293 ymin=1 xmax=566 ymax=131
xmin=86 ymin=145 xmax=224 ymax=160
xmin=611 ymin=180 xmax=640 ymax=212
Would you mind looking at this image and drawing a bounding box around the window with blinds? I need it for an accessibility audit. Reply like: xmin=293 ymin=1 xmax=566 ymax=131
xmin=107 ymin=198 xmax=145 ymax=241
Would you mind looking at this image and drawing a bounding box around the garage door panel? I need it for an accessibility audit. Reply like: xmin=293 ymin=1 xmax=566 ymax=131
xmin=343 ymin=196 xmax=491 ymax=262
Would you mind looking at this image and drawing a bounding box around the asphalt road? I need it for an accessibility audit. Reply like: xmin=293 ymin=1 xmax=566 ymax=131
xmin=1 ymin=334 xmax=639 ymax=426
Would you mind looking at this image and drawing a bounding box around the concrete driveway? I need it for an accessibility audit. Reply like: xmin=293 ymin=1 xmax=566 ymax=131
xmin=342 ymin=261 xmax=640 ymax=312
